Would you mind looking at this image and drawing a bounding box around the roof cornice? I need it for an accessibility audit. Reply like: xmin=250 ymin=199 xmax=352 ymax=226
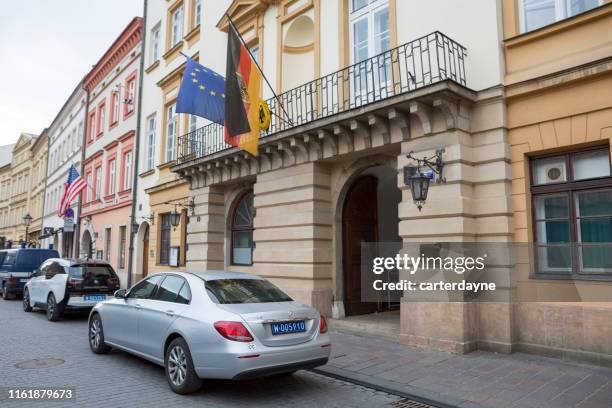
xmin=83 ymin=17 xmax=143 ymax=91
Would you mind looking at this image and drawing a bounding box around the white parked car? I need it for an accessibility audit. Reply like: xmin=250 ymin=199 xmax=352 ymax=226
xmin=23 ymin=259 xmax=120 ymax=321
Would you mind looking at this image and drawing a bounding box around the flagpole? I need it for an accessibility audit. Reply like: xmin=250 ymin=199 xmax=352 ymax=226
xmin=225 ymin=14 xmax=294 ymax=127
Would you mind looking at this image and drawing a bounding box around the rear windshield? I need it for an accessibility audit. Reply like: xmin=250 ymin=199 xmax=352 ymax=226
xmin=69 ymin=265 xmax=117 ymax=279
xmin=206 ymin=279 xmax=293 ymax=304
xmin=2 ymin=252 xmax=17 ymax=267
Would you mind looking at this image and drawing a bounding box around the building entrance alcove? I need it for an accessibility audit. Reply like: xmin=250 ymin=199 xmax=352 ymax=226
xmin=341 ymin=164 xmax=401 ymax=317
xmin=81 ymin=230 xmax=93 ymax=259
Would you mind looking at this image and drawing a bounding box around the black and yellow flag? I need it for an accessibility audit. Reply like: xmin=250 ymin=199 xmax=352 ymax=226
xmin=224 ymin=24 xmax=262 ymax=156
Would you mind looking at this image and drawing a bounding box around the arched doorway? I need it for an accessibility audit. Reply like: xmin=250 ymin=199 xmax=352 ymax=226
xmin=342 ymin=165 xmax=401 ymax=316
xmin=81 ymin=230 xmax=93 ymax=259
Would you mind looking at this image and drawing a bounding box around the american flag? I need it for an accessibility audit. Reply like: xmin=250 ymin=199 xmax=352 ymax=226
xmin=58 ymin=165 xmax=86 ymax=218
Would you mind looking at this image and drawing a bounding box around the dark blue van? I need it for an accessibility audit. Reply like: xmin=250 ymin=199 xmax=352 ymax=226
xmin=0 ymin=248 xmax=60 ymax=300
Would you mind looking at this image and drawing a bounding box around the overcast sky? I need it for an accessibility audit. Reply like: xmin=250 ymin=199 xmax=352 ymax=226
xmin=0 ymin=1 xmax=143 ymax=146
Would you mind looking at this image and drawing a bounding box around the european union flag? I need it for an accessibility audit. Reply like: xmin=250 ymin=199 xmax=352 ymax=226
xmin=176 ymin=57 xmax=226 ymax=125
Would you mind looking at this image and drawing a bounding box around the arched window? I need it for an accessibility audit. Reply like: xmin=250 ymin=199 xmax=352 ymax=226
xmin=231 ymin=192 xmax=254 ymax=265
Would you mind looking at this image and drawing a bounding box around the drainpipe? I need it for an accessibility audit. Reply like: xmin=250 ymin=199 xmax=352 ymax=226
xmin=41 ymin=129 xmax=50 ymax=249
xmin=74 ymin=83 xmax=89 ymax=259
xmin=127 ymin=0 xmax=148 ymax=289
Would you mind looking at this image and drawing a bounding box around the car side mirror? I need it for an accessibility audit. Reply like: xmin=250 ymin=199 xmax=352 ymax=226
xmin=114 ymin=289 xmax=127 ymax=299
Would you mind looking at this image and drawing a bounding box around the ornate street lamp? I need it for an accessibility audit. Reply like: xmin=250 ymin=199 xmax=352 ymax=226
xmin=169 ymin=207 xmax=181 ymax=230
xmin=403 ymin=149 xmax=446 ymax=211
xmin=22 ymin=213 xmax=32 ymax=246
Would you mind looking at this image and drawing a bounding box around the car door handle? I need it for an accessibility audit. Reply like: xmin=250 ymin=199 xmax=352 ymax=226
xmin=165 ymin=310 xmax=175 ymax=316
xmin=135 ymin=303 xmax=142 ymax=309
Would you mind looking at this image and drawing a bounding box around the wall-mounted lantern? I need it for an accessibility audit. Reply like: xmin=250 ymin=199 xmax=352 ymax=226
xmin=403 ymin=149 xmax=446 ymax=211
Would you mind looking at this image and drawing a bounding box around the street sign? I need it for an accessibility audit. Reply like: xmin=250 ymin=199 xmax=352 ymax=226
xmin=64 ymin=218 xmax=75 ymax=232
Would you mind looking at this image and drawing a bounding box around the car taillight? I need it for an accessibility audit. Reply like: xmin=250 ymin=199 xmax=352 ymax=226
xmin=8 ymin=276 xmax=17 ymax=284
xmin=67 ymin=278 xmax=83 ymax=290
xmin=214 ymin=321 xmax=253 ymax=342
xmin=108 ymin=277 xmax=119 ymax=287
xmin=319 ymin=314 xmax=328 ymax=334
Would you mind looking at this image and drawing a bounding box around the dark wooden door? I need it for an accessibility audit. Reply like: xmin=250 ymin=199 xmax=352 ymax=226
xmin=143 ymin=227 xmax=149 ymax=277
xmin=343 ymin=176 xmax=379 ymax=316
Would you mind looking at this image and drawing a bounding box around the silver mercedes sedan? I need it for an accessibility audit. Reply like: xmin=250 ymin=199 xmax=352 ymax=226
xmin=88 ymin=271 xmax=331 ymax=394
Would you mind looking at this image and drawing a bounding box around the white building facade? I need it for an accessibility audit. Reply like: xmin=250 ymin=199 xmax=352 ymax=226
xmin=41 ymin=84 xmax=87 ymax=256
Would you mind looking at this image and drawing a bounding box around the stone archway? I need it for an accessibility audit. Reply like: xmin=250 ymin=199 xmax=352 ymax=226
xmin=332 ymin=159 xmax=401 ymax=317
xmin=81 ymin=230 xmax=93 ymax=260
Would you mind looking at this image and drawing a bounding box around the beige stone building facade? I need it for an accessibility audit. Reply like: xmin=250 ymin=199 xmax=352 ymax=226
xmin=0 ymin=133 xmax=39 ymax=247
xmin=171 ymin=0 xmax=516 ymax=356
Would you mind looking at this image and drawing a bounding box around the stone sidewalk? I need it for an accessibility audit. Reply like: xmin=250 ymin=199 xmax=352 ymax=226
xmin=316 ymin=331 xmax=612 ymax=408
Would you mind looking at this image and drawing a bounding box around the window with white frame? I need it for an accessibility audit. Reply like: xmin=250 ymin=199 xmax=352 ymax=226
xmin=146 ymin=114 xmax=156 ymax=171
xmin=126 ymin=78 xmax=136 ymax=114
xmin=195 ymin=0 xmax=201 ymax=27
xmin=349 ymin=0 xmax=390 ymax=102
xmin=112 ymin=91 xmax=120 ymax=123
xmin=123 ymin=151 xmax=132 ymax=191
xmin=166 ymin=103 xmax=177 ymax=162
xmin=78 ymin=122 xmax=83 ymax=147
xmin=520 ymin=0 xmax=601 ymax=33
xmin=108 ymin=159 xmax=116 ymax=195
xmin=350 ymin=0 xmax=390 ymax=64
xmin=99 ymin=105 xmax=106 ymax=134
xmin=86 ymin=172 xmax=93 ymax=202
xmin=171 ymin=5 xmax=184 ymax=47
xmin=150 ymin=24 xmax=161 ymax=63
xmin=95 ymin=167 xmax=101 ymax=200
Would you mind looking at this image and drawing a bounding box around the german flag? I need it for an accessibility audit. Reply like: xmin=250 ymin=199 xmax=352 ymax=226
xmin=224 ymin=23 xmax=262 ymax=156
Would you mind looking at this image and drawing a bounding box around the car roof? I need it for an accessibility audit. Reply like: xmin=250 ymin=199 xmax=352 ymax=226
xmin=153 ymin=270 xmax=264 ymax=281
xmin=45 ymin=258 xmax=112 ymax=267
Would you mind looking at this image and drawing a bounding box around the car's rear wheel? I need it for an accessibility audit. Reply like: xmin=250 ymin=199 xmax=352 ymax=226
xmin=165 ymin=337 xmax=202 ymax=394
xmin=46 ymin=293 xmax=61 ymax=321
xmin=22 ymin=289 xmax=32 ymax=312
xmin=89 ymin=314 xmax=111 ymax=354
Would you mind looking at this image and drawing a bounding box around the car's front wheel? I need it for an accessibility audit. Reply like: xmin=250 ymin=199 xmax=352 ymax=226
xmin=22 ymin=288 xmax=32 ymax=312
xmin=46 ymin=293 xmax=61 ymax=321
xmin=165 ymin=337 xmax=202 ymax=394
xmin=89 ymin=314 xmax=111 ymax=354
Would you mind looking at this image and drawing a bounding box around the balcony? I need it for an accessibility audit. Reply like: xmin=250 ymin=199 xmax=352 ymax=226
xmin=175 ymin=31 xmax=466 ymax=165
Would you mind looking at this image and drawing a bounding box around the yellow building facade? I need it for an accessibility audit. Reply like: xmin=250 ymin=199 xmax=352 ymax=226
xmin=28 ymin=130 xmax=48 ymax=244
xmin=503 ymin=0 xmax=612 ymax=363
xmin=0 ymin=133 xmax=39 ymax=247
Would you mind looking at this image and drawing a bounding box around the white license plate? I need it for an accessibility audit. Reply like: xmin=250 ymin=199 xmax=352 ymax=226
xmin=84 ymin=294 xmax=106 ymax=302
xmin=19 ymin=279 xmax=29 ymax=283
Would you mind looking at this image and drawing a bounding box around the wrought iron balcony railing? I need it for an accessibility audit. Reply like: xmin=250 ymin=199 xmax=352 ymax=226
xmin=176 ymin=31 xmax=466 ymax=164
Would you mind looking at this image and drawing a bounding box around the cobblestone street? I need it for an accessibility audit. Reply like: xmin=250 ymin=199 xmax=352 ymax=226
xmin=0 ymin=298 xmax=402 ymax=408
